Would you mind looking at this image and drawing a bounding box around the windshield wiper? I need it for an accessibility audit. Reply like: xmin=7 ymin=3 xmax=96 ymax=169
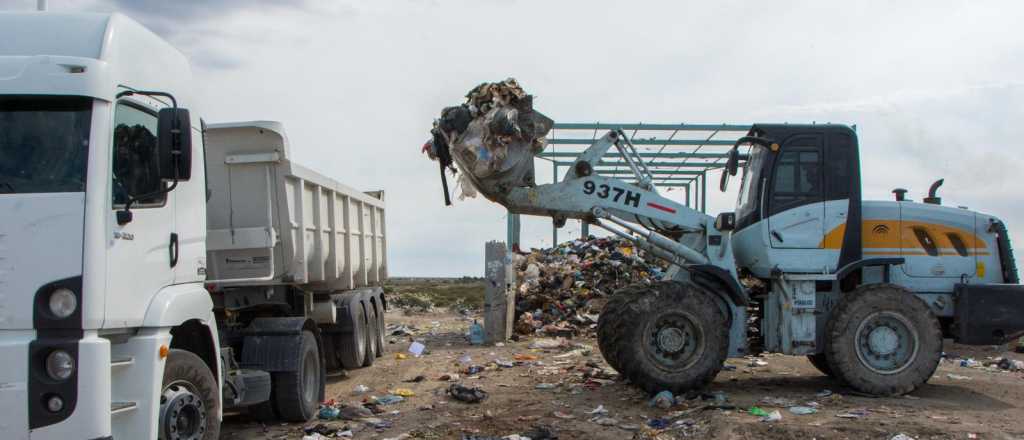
xmin=0 ymin=182 xmax=13 ymax=193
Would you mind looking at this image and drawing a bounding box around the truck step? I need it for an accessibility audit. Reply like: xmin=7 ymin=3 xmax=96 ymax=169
xmin=110 ymin=356 xmax=134 ymax=368
xmin=111 ymin=401 xmax=137 ymax=415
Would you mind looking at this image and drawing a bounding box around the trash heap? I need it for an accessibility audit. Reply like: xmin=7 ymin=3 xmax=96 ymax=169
xmin=423 ymin=78 xmax=553 ymax=205
xmin=513 ymin=236 xmax=668 ymax=336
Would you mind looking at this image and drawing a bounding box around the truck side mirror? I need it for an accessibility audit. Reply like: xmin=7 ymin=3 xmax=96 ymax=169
xmin=157 ymin=108 xmax=192 ymax=181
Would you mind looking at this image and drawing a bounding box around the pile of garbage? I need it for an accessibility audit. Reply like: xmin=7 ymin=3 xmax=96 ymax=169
xmin=423 ymin=78 xmax=553 ymax=205
xmin=513 ymin=236 xmax=668 ymax=336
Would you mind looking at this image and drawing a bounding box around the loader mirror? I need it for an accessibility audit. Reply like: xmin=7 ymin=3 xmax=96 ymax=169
xmin=157 ymin=108 xmax=192 ymax=181
xmin=719 ymin=147 xmax=739 ymax=192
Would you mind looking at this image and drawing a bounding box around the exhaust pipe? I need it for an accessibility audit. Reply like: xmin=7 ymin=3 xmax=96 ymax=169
xmin=924 ymin=178 xmax=944 ymax=205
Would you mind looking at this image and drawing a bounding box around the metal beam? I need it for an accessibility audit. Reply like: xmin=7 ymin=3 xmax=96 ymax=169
xmin=594 ymin=169 xmax=703 ymax=176
xmin=552 ymin=123 xmax=752 ymax=131
xmin=539 ymin=151 xmax=730 ymax=159
xmin=548 ymin=138 xmax=736 ymax=146
xmin=554 ymin=161 xmax=724 ymax=169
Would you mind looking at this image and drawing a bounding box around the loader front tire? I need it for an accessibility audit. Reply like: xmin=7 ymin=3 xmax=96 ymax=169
xmin=597 ymin=281 xmax=729 ymax=394
xmin=825 ymin=283 xmax=942 ymax=396
xmin=807 ymin=353 xmax=835 ymax=378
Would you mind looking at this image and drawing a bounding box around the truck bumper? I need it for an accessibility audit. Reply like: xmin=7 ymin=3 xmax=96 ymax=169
xmin=0 ymin=331 xmax=111 ymax=440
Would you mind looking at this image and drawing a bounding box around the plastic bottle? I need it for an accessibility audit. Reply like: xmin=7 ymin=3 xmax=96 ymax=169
xmin=469 ymin=320 xmax=484 ymax=345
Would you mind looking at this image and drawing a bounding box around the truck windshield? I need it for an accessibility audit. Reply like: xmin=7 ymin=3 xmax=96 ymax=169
xmin=0 ymin=96 xmax=92 ymax=194
xmin=735 ymin=144 xmax=768 ymax=220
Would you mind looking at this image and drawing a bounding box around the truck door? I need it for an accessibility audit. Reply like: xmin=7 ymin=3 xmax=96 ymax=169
xmin=768 ymin=135 xmax=825 ymax=249
xmin=105 ymin=101 xmax=176 ymax=327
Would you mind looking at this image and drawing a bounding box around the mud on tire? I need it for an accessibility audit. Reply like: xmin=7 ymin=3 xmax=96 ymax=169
xmin=597 ymin=281 xmax=729 ymax=394
xmin=825 ymin=283 xmax=942 ymax=396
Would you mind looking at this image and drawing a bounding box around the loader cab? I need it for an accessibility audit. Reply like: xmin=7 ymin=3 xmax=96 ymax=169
xmin=728 ymin=124 xmax=862 ymax=277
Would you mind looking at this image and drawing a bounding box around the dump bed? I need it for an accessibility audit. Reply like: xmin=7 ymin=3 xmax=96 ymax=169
xmin=204 ymin=121 xmax=386 ymax=291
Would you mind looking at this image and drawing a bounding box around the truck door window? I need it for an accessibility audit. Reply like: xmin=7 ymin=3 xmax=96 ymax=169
xmin=112 ymin=102 xmax=165 ymax=207
xmin=769 ymin=147 xmax=822 ymax=215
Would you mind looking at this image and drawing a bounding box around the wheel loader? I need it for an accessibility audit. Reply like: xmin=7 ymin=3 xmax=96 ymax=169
xmin=460 ymin=123 xmax=1024 ymax=396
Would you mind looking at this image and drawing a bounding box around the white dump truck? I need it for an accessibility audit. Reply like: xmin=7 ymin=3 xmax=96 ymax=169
xmin=0 ymin=12 xmax=387 ymax=440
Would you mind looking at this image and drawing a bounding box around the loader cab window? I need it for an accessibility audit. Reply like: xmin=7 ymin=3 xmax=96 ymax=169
xmin=735 ymin=144 xmax=768 ymax=223
xmin=112 ymin=102 xmax=165 ymax=207
xmin=768 ymin=138 xmax=823 ymax=216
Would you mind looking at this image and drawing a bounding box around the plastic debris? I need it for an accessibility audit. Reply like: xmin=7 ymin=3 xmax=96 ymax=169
xmin=448 ymin=383 xmax=489 ymax=403
xmin=528 ymin=338 xmax=567 ymax=350
xmin=375 ymin=395 xmax=405 ymax=405
xmin=761 ymin=410 xmax=783 ymax=422
xmin=836 ymin=409 xmax=869 ymax=419
xmin=650 ymin=390 xmax=675 ymax=409
xmin=339 ymin=405 xmax=373 ymax=420
xmin=748 ymin=406 xmax=770 ymax=417
xmin=946 ymin=373 xmax=971 ymax=380
xmin=593 ymin=417 xmax=618 ymax=426
xmin=514 ymin=354 xmax=539 ymax=361
xmin=317 ymin=406 xmax=340 ymax=420
xmin=647 ymin=418 xmax=670 ymax=429
xmin=353 ymin=384 xmax=370 ymax=395
xmin=535 ymin=383 xmax=558 ymax=390
xmin=816 ymin=389 xmax=833 ymax=398
xmin=553 ymin=411 xmax=574 ymax=419
xmin=395 ymin=353 xmax=408 ymax=360
xmin=890 ymin=434 xmax=916 ymax=440
xmin=469 ymin=320 xmax=485 ymax=345
xmin=788 ymin=406 xmax=818 ymax=415
xmin=390 ymin=388 xmax=415 ymax=397
xmin=408 ymin=341 xmax=426 ymax=357
xmin=588 ymin=405 xmax=608 ymax=416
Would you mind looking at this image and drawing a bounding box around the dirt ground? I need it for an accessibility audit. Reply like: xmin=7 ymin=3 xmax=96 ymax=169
xmin=221 ymin=305 xmax=1024 ymax=440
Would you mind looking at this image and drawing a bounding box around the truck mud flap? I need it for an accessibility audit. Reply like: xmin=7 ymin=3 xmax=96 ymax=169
xmin=953 ymin=283 xmax=1024 ymax=345
xmin=240 ymin=317 xmax=318 ymax=372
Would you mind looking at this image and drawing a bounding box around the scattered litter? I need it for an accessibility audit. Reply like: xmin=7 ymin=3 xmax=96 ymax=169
xmin=592 ymin=417 xmax=618 ymax=426
xmin=535 ymin=383 xmax=558 ymax=390
xmin=353 ymin=384 xmax=370 ymax=395
xmin=528 ymin=338 xmax=567 ymax=350
xmin=338 ymin=405 xmax=373 ymax=420
xmin=836 ymin=409 xmax=870 ymax=419
xmin=553 ymin=411 xmax=575 ymax=419
xmin=375 ymin=395 xmax=405 ymax=405
xmin=758 ymin=396 xmax=797 ymax=407
xmin=389 ymin=388 xmax=415 ymax=397
xmin=514 ymin=354 xmax=539 ymax=361
xmin=788 ymin=406 xmax=818 ymax=415
xmin=469 ymin=320 xmax=485 ymax=345
xmin=588 ymin=405 xmax=608 ymax=416
xmin=890 ymin=434 xmax=916 ymax=440
xmin=459 ymin=354 xmax=474 ymax=364
xmin=464 ymin=365 xmax=485 ymax=375
xmin=395 ymin=353 xmax=408 ymax=360
xmin=317 ymin=406 xmax=340 ymax=420
xmin=650 ymin=390 xmax=675 ymax=409
xmin=448 ymin=383 xmax=489 ymax=403
xmin=647 ymin=418 xmax=670 ymax=429
xmin=946 ymin=373 xmax=971 ymax=380
xmin=408 ymin=341 xmax=426 ymax=357
xmin=816 ymin=389 xmax=833 ymax=398
xmin=761 ymin=410 xmax=782 ymax=422
xmin=439 ymin=373 xmax=461 ymax=382
xmin=748 ymin=406 xmax=769 ymax=417
xmin=960 ymin=358 xmax=981 ymax=368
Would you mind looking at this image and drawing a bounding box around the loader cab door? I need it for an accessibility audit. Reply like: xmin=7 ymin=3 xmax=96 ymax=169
xmin=767 ymin=134 xmax=825 ymax=249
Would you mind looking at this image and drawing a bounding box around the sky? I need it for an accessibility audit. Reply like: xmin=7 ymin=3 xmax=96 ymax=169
xmin=3 ymin=0 xmax=1023 ymax=277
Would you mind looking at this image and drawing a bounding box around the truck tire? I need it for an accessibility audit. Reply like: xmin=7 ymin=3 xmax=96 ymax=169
xmin=373 ymin=296 xmax=386 ymax=358
xmin=806 ymin=353 xmax=835 ymax=378
xmin=362 ymin=301 xmax=378 ymax=367
xmin=597 ymin=281 xmax=729 ymax=394
xmin=160 ymin=349 xmax=221 ymax=440
xmin=270 ymin=331 xmax=322 ymax=421
xmin=825 ymin=283 xmax=942 ymax=396
xmin=339 ymin=299 xmax=368 ymax=370
xmin=597 ymin=284 xmax=647 ymax=373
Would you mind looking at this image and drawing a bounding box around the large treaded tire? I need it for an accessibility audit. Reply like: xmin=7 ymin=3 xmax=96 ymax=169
xmin=597 ymin=281 xmax=729 ymax=394
xmin=825 ymin=283 xmax=942 ymax=396
xmin=597 ymin=284 xmax=647 ymax=374
xmin=340 ymin=300 xmax=368 ymax=370
xmin=161 ymin=349 xmax=221 ymax=440
xmin=362 ymin=302 xmax=378 ymax=367
xmin=373 ymin=296 xmax=386 ymax=358
xmin=807 ymin=353 xmax=835 ymax=378
xmin=271 ymin=331 xmax=323 ymax=422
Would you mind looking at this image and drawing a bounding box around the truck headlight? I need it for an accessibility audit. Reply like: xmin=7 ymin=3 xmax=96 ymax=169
xmin=48 ymin=288 xmax=77 ymax=319
xmin=45 ymin=350 xmax=75 ymax=381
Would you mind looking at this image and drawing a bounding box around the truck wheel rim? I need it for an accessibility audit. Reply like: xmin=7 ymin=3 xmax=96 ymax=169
xmin=303 ymin=349 xmax=318 ymax=404
xmin=854 ymin=311 xmax=919 ymax=375
xmin=160 ymin=381 xmax=206 ymax=440
xmin=644 ymin=312 xmax=704 ymax=371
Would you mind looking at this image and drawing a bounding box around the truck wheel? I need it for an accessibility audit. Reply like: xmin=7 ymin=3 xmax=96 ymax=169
xmin=373 ymin=297 xmax=386 ymax=358
xmin=597 ymin=284 xmax=647 ymax=373
xmin=806 ymin=353 xmax=835 ymax=377
xmin=362 ymin=302 xmax=378 ymax=367
xmin=825 ymin=283 xmax=942 ymax=396
xmin=598 ymin=281 xmax=729 ymax=394
xmin=160 ymin=349 xmax=221 ymax=440
xmin=271 ymin=331 xmax=322 ymax=421
xmin=339 ymin=300 xmax=368 ymax=369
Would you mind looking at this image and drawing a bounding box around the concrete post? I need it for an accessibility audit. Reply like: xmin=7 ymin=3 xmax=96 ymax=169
xmin=484 ymin=241 xmax=516 ymax=344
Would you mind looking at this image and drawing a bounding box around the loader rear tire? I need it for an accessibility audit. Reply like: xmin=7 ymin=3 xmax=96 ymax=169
xmin=825 ymin=283 xmax=942 ymax=396
xmin=807 ymin=353 xmax=835 ymax=378
xmin=597 ymin=281 xmax=729 ymax=394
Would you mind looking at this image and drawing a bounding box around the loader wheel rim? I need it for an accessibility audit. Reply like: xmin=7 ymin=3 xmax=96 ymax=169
xmin=855 ymin=311 xmax=919 ymax=375
xmin=645 ymin=313 xmax=703 ymax=371
xmin=160 ymin=381 xmax=206 ymax=440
